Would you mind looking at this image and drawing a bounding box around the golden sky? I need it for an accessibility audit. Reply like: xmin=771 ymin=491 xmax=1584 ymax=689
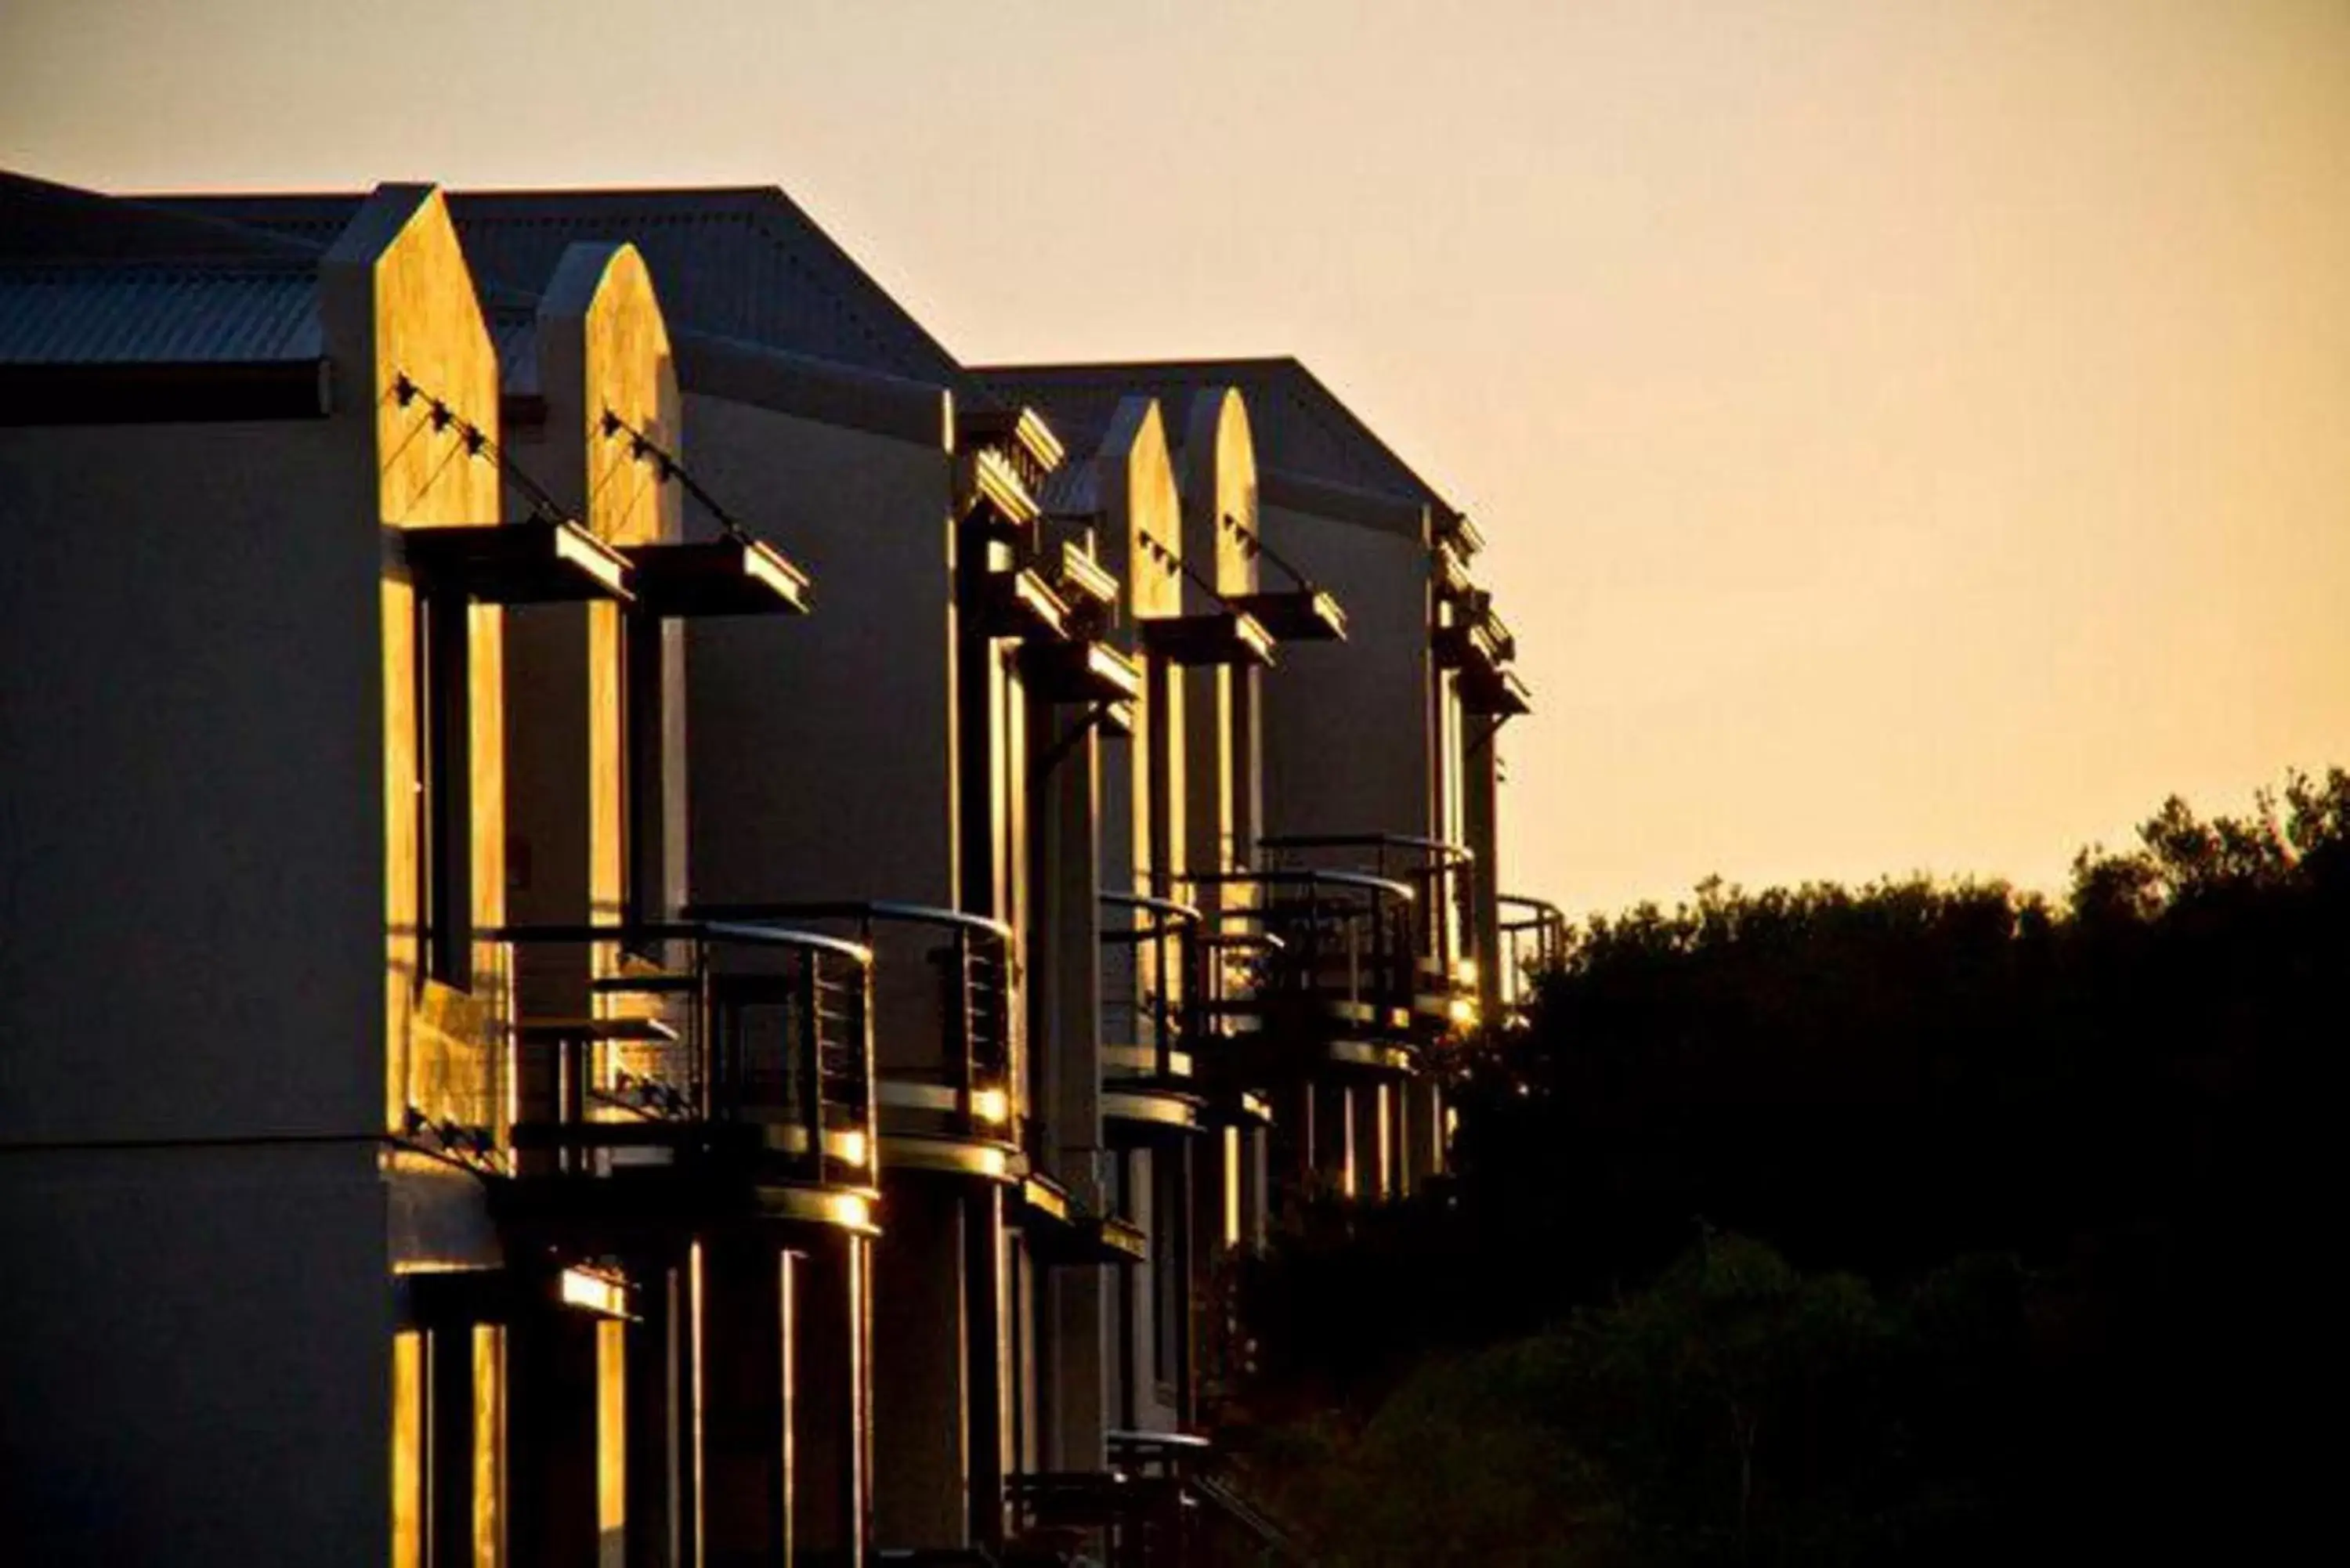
xmin=5 ymin=0 xmax=2345 ymax=914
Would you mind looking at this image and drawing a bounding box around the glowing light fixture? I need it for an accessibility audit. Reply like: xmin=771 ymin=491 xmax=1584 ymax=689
xmin=559 ymin=1268 xmax=630 ymax=1320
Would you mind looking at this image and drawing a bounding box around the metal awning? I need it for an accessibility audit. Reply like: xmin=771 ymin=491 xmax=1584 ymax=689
xmin=1231 ymin=587 xmax=1347 ymax=643
xmin=620 ymin=537 xmax=810 ymax=616
xmin=1141 ymin=610 xmax=1276 ymax=669
xmin=985 ymin=566 xmax=1072 ymax=641
xmin=1461 ymin=665 xmax=1533 ymax=717
xmin=1022 ymin=639 xmax=1144 ymax=705
xmin=402 ymin=519 xmax=634 ymax=605
xmin=1053 ymin=538 xmax=1120 ymax=621
xmin=1433 ymin=617 xmax=1506 ymax=674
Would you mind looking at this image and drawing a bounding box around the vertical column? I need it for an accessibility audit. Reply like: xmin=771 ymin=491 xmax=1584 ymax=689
xmin=508 ymin=1300 xmax=605 ymax=1568
xmin=1465 ymin=713 xmax=1503 ymax=1026
xmin=965 ymin=1185 xmax=1010 ymax=1551
xmin=795 ymin=1231 xmax=870 ymax=1568
xmin=1401 ymin=1078 xmax=1447 ymax=1187
xmin=872 ymin=1180 xmax=970 ymax=1550
xmin=1350 ymin=1082 xmax=1391 ymax=1202
xmin=1049 ymin=1261 xmax=1112 ymax=1474
xmin=1311 ymin=1081 xmax=1355 ymax=1198
xmin=624 ymin=1259 xmax=685 ymax=1568
xmin=1239 ymin=1122 xmax=1271 ymax=1252
xmin=1394 ymin=1083 xmax=1413 ymax=1193
xmin=1266 ymin=1081 xmax=1314 ymax=1219
xmin=1171 ymin=1135 xmax=1198 ymax=1429
xmin=702 ymin=1239 xmax=791 ymax=1568
xmin=428 ymin=1323 xmax=477 ymax=1568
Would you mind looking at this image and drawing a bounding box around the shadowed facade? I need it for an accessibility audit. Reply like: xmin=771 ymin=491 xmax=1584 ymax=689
xmin=2 ymin=173 xmax=1542 ymax=1568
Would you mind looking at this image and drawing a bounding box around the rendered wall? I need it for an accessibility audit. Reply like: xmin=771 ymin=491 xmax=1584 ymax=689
xmin=1258 ymin=500 xmax=1434 ymax=842
xmin=676 ymin=394 xmax=956 ymax=911
xmin=0 ymin=185 xmax=508 ymax=1567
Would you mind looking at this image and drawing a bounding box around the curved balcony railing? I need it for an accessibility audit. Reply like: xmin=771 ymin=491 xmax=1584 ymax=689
xmin=689 ymin=900 xmax=1017 ymax=1147
xmin=1259 ymin=834 xmax=1480 ymax=1037
xmin=496 ymin=920 xmax=875 ymax=1191
xmin=1187 ymin=868 xmax=1419 ymax=1056
xmin=1100 ymin=891 xmax=1206 ymax=1083
xmin=1497 ymin=894 xmax=1568 ymax=1017
xmin=1256 ymin=833 xmax=1479 ymax=994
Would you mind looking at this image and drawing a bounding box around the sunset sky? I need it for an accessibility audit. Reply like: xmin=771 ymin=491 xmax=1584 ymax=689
xmin=5 ymin=0 xmax=2345 ymax=915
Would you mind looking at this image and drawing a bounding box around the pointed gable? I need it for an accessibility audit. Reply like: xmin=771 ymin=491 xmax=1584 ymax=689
xmin=975 ymin=357 xmax=1455 ymax=531
xmin=160 ymin=186 xmax=964 ymax=388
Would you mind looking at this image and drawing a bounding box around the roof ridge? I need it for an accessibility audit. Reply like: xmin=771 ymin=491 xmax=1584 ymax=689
xmin=983 ymin=355 xmax=1454 ymax=512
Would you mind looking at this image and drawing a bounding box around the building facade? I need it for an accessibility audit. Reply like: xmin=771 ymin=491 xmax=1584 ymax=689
xmin=1 ymin=173 xmax=1542 ymax=1568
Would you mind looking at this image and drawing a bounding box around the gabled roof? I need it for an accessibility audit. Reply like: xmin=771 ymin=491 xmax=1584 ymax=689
xmin=974 ymin=356 xmax=1456 ymax=520
xmin=159 ymin=186 xmax=965 ymax=388
xmin=0 ymin=266 xmax=320 ymax=364
xmin=0 ymin=172 xmax=324 ymax=368
xmin=0 ymin=171 xmax=320 ymax=269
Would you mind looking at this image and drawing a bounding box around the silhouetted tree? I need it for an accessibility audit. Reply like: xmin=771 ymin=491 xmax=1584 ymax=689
xmin=1233 ymin=770 xmax=2345 ymax=1563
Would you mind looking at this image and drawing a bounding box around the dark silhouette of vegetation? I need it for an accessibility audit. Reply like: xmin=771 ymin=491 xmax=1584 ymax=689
xmin=1227 ymin=771 xmax=2344 ymax=1564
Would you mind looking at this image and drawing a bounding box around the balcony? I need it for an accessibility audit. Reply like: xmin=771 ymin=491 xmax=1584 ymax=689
xmin=1259 ymin=833 xmax=1482 ymax=1044
xmin=490 ymin=920 xmax=878 ymax=1240
xmin=1189 ymin=867 xmax=1420 ymax=1081
xmin=1098 ymin=892 xmax=1209 ymax=1137
xmin=1009 ymin=1433 xmax=1307 ymax=1568
xmin=690 ymin=901 xmax=1019 ymax=1183
xmin=1497 ymin=894 xmax=1568 ymax=1024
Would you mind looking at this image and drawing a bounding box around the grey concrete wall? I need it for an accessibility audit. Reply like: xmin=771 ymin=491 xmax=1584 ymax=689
xmin=0 ymin=415 xmax=392 ymax=1564
xmin=0 ymin=1141 xmax=391 ymax=1566
xmin=1258 ymin=500 xmax=1434 ymax=841
xmin=0 ymin=185 xmax=518 ymax=1568
xmin=0 ymin=419 xmax=379 ymax=1142
xmin=677 ymin=395 xmax=957 ymax=910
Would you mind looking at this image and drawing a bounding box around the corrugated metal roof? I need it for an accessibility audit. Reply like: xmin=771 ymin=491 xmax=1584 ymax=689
xmin=1 ymin=170 xmax=321 ymax=266
xmin=976 ymin=358 xmax=1454 ymax=517
xmin=0 ymin=266 xmax=320 ymax=364
xmin=486 ymin=305 xmax=538 ymax=396
xmin=1036 ymin=458 xmax=1101 ymax=519
xmin=161 ymin=187 xmax=969 ymax=392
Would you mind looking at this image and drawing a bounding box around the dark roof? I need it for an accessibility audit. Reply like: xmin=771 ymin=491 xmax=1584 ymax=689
xmin=0 ymin=173 xmax=323 ymax=366
xmin=0 ymin=171 xmax=320 ymax=268
xmin=158 ymin=186 xmax=966 ymax=389
xmin=0 ymin=265 xmax=320 ymax=364
xmin=974 ymin=357 xmax=1455 ymax=517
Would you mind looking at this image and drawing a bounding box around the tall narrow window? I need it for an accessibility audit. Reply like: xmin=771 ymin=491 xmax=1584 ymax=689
xmin=623 ymin=611 xmax=666 ymax=937
xmin=1152 ymin=1147 xmax=1183 ymax=1394
xmin=418 ymin=588 xmax=472 ymax=987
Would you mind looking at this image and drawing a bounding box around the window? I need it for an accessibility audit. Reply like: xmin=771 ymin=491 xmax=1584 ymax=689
xmin=417 ymin=588 xmax=472 ymax=987
xmin=623 ymin=610 xmax=666 ymax=936
xmin=1152 ymin=1145 xmax=1184 ymax=1393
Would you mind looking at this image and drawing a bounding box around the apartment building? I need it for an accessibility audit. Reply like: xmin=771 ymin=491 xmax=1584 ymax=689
xmin=981 ymin=359 xmax=1537 ymax=1215
xmin=3 ymin=173 xmax=1539 ymax=1568
xmin=0 ymin=175 xmax=557 ymax=1565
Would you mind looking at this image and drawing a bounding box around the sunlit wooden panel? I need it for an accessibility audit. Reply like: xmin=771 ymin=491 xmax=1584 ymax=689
xmin=392 ymin=1330 xmax=425 ymax=1568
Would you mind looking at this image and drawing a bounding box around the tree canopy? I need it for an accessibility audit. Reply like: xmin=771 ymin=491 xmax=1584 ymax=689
xmin=1230 ymin=770 xmax=2343 ymax=1564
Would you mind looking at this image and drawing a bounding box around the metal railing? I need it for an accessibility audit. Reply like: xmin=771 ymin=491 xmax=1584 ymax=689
xmin=1186 ymin=868 xmax=1418 ymax=1045
xmin=494 ymin=920 xmax=875 ymax=1190
xmin=1010 ymin=1435 xmax=1311 ymax=1568
xmin=690 ymin=900 xmax=1016 ymax=1140
xmin=1257 ymin=833 xmax=1478 ymax=988
xmin=1100 ymin=891 xmax=1206 ymax=1080
xmin=1498 ymin=894 xmax=1568 ymax=1015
